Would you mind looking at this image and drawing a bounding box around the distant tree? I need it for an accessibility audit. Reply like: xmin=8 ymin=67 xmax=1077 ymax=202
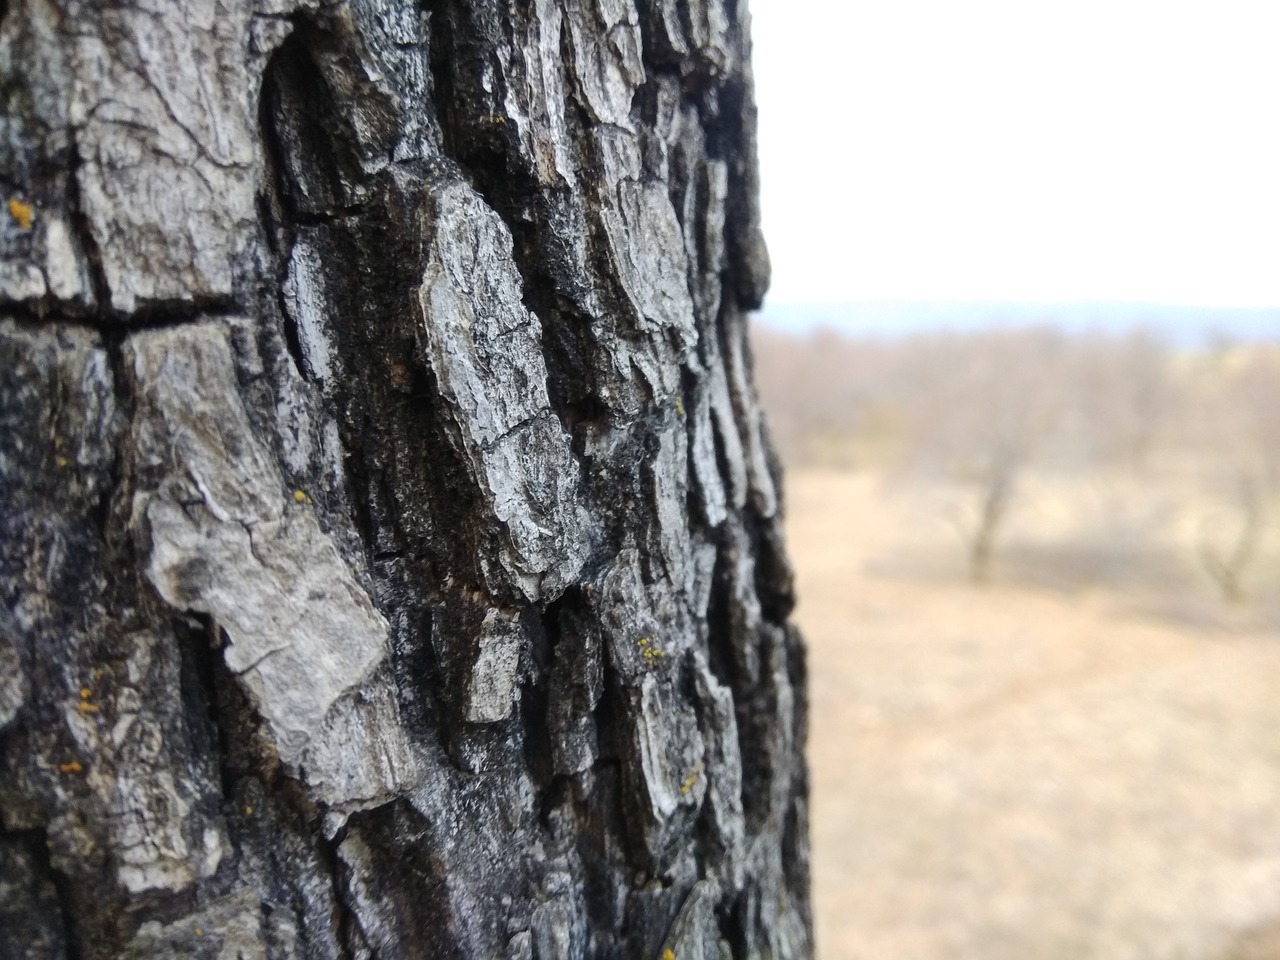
xmin=1199 ymin=472 xmax=1265 ymax=604
xmin=1193 ymin=348 xmax=1280 ymax=602
xmin=903 ymin=328 xmax=1069 ymax=583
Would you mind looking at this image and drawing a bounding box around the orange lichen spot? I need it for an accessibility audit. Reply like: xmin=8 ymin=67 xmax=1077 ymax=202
xmin=80 ymin=688 xmax=92 ymax=700
xmin=78 ymin=701 xmax=101 ymax=714
xmin=59 ymin=760 xmax=83 ymax=774
xmin=8 ymin=198 xmax=33 ymax=230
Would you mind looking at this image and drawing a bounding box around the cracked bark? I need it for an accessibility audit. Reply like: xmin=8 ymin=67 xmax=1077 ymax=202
xmin=0 ymin=1 xmax=810 ymax=958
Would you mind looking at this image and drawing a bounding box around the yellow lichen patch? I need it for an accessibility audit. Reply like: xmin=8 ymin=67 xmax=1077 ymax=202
xmin=80 ymin=688 xmax=92 ymax=700
xmin=59 ymin=760 xmax=83 ymax=774
xmin=638 ymin=638 xmax=667 ymax=664
xmin=194 ymin=927 xmax=204 ymax=938
xmin=680 ymin=765 xmax=701 ymax=796
xmin=78 ymin=701 xmax=100 ymax=714
xmin=56 ymin=456 xmax=68 ymax=468
xmin=663 ymin=950 xmax=676 ymax=960
xmin=674 ymin=395 xmax=685 ymax=417
xmin=244 ymin=806 xmax=253 ymax=816
xmin=7 ymin=198 xmax=33 ymax=230
xmin=293 ymin=489 xmax=310 ymax=504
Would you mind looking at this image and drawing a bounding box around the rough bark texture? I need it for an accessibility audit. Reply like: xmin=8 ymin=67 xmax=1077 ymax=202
xmin=0 ymin=1 xmax=810 ymax=958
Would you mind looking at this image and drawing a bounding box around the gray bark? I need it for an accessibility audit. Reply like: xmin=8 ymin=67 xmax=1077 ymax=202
xmin=0 ymin=1 xmax=811 ymax=958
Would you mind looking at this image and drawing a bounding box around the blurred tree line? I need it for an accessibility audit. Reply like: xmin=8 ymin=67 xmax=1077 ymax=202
xmin=752 ymin=325 xmax=1280 ymax=597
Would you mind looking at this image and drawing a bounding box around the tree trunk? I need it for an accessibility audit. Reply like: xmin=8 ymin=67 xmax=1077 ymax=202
xmin=967 ymin=468 xmax=1014 ymax=586
xmin=0 ymin=2 xmax=811 ymax=959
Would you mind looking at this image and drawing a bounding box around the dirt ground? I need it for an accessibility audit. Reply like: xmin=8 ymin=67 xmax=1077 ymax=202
xmin=786 ymin=468 xmax=1280 ymax=960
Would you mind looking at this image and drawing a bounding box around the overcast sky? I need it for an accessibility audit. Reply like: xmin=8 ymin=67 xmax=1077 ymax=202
xmin=749 ymin=0 xmax=1280 ymax=308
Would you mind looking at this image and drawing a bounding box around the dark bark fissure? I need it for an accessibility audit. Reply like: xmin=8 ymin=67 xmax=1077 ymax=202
xmin=174 ymin=614 xmax=235 ymax=805
xmin=0 ymin=827 xmax=77 ymax=960
xmin=424 ymin=0 xmax=612 ymax=443
xmin=258 ymin=19 xmax=348 ymax=386
xmin=261 ymin=19 xmax=488 ymax=597
xmin=45 ymin=834 xmax=84 ymax=960
xmin=61 ymin=132 xmax=109 ymax=320
xmin=2 ymin=300 xmax=241 ymax=335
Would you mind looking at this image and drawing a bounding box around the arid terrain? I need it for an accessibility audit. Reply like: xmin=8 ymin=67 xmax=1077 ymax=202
xmin=787 ymin=468 xmax=1280 ymax=960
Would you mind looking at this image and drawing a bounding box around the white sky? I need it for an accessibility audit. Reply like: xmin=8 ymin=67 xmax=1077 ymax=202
xmin=749 ymin=0 xmax=1280 ymax=307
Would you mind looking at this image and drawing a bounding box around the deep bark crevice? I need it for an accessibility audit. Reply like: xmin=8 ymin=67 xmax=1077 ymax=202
xmin=424 ymin=0 xmax=611 ymax=441
xmin=347 ymin=803 xmax=468 ymax=960
xmin=592 ymin=642 xmax=645 ymax=871
xmin=258 ymin=19 xmax=324 ymax=384
xmin=48 ymin=834 xmax=85 ymax=960
xmin=702 ymin=540 xmax=736 ymax=693
xmin=733 ymin=689 xmax=773 ymax=834
xmin=173 ymin=613 xmax=235 ymax=805
xmin=0 ymin=827 xmax=79 ymax=960
xmin=65 ymin=131 xmax=111 ymax=319
xmin=313 ymin=824 xmax=358 ymax=960
xmin=94 ymin=335 xmax=133 ymax=552
xmin=2 ymin=300 xmax=240 ymax=333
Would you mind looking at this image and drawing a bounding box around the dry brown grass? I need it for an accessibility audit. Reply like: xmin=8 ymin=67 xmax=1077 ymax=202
xmin=788 ymin=468 xmax=1280 ymax=960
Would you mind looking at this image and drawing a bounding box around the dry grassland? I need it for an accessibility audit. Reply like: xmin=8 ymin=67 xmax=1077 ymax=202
xmin=787 ymin=468 xmax=1280 ymax=960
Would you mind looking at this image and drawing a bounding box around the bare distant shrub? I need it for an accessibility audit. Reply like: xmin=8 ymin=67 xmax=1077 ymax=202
xmin=1188 ymin=347 xmax=1280 ymax=602
xmin=911 ymin=329 xmax=1079 ymax=581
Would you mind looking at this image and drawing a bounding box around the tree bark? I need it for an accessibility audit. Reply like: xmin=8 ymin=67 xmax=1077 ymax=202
xmin=0 ymin=1 xmax=811 ymax=959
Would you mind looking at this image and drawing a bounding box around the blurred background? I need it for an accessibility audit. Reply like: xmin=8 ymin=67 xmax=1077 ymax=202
xmin=745 ymin=2 xmax=1280 ymax=958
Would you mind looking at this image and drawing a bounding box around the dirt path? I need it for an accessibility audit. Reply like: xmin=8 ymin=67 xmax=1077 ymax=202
xmin=787 ymin=469 xmax=1280 ymax=960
